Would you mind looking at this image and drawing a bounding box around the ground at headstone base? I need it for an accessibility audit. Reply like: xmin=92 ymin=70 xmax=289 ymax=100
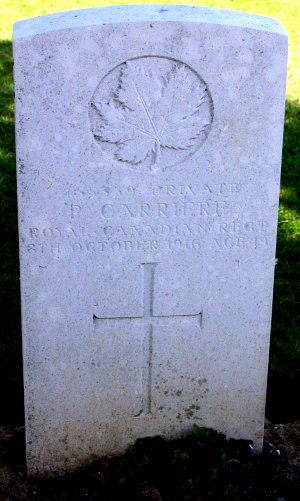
xmin=0 ymin=421 xmax=299 ymax=501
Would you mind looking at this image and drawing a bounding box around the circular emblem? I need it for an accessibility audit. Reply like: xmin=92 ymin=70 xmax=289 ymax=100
xmin=90 ymin=56 xmax=213 ymax=171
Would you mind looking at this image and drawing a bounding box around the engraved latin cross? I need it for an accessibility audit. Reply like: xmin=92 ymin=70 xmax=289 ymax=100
xmin=93 ymin=263 xmax=201 ymax=415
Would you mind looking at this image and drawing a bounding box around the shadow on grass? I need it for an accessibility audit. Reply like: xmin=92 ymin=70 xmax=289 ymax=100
xmin=0 ymin=40 xmax=23 ymax=425
xmin=266 ymin=97 xmax=300 ymax=422
xmin=0 ymin=40 xmax=299 ymax=425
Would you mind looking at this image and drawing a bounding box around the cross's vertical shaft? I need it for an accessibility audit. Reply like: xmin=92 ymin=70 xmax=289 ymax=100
xmin=141 ymin=263 xmax=156 ymax=414
xmin=142 ymin=262 xmax=156 ymax=317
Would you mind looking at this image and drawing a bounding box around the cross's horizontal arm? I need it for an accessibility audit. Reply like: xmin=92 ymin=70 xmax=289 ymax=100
xmin=93 ymin=312 xmax=202 ymax=330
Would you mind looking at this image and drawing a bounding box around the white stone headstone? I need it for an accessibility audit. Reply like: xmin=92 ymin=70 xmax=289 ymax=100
xmin=13 ymin=5 xmax=288 ymax=476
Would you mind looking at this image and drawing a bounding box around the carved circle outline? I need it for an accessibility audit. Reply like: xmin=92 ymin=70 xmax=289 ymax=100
xmin=89 ymin=55 xmax=214 ymax=171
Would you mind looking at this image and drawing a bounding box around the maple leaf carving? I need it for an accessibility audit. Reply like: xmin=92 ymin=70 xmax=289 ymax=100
xmin=92 ymin=61 xmax=211 ymax=170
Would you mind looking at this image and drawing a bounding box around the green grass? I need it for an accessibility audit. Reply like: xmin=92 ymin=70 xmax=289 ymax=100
xmin=0 ymin=0 xmax=299 ymax=424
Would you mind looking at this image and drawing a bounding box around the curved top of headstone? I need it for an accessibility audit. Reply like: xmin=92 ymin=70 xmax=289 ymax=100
xmin=13 ymin=4 xmax=287 ymax=39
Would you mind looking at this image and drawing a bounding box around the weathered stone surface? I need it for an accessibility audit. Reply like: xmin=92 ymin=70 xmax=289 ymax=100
xmin=13 ymin=5 xmax=288 ymax=476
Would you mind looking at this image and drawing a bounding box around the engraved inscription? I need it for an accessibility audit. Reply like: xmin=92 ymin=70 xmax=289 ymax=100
xmin=23 ymin=182 xmax=272 ymax=255
xmin=90 ymin=57 xmax=213 ymax=171
xmin=99 ymin=200 xmax=227 ymax=218
xmin=93 ymin=263 xmax=201 ymax=416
